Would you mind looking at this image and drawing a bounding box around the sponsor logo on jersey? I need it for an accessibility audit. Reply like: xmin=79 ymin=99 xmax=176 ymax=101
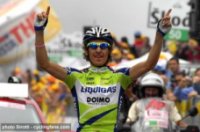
xmin=81 ymin=86 xmax=116 ymax=94
xmin=87 ymin=97 xmax=110 ymax=104
xmin=86 ymin=77 xmax=94 ymax=81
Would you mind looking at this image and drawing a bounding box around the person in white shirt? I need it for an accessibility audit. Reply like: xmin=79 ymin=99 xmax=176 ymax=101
xmin=126 ymin=72 xmax=187 ymax=132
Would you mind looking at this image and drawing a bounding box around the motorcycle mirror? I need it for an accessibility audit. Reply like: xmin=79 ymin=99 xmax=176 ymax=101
xmin=188 ymin=107 xmax=198 ymax=117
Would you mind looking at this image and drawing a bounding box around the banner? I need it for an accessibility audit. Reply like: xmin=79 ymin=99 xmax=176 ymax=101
xmin=0 ymin=0 xmax=62 ymax=65
xmin=0 ymin=0 xmax=40 ymax=64
xmin=0 ymin=0 xmax=62 ymax=81
xmin=147 ymin=0 xmax=190 ymax=41
xmin=37 ymin=0 xmax=62 ymax=41
xmin=0 ymin=0 xmax=40 ymax=27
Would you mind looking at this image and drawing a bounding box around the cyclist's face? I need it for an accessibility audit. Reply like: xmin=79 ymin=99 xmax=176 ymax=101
xmin=87 ymin=40 xmax=110 ymax=67
xmin=144 ymin=87 xmax=159 ymax=97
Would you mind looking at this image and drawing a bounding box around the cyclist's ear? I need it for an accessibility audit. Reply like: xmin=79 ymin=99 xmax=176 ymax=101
xmin=84 ymin=49 xmax=88 ymax=55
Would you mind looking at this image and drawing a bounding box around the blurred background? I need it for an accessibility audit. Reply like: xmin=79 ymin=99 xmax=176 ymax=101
xmin=0 ymin=0 xmax=200 ymax=131
xmin=0 ymin=0 xmax=199 ymax=81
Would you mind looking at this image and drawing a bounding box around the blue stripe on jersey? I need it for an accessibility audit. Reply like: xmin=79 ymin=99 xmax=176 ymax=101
xmin=116 ymin=68 xmax=130 ymax=76
xmin=71 ymin=87 xmax=80 ymax=121
xmin=115 ymin=87 xmax=124 ymax=131
xmin=65 ymin=67 xmax=81 ymax=75
xmin=77 ymin=107 xmax=117 ymax=131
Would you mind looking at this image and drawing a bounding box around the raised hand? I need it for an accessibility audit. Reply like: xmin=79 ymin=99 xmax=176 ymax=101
xmin=162 ymin=9 xmax=172 ymax=27
xmin=157 ymin=9 xmax=172 ymax=36
xmin=34 ymin=6 xmax=50 ymax=31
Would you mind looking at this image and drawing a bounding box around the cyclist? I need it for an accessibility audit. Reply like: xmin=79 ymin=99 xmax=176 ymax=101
xmin=126 ymin=72 xmax=187 ymax=132
xmin=34 ymin=6 xmax=172 ymax=132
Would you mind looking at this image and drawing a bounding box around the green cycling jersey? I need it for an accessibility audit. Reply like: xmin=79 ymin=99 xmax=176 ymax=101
xmin=65 ymin=66 xmax=132 ymax=132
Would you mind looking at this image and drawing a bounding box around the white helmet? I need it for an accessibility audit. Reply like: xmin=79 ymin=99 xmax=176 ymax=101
xmin=141 ymin=72 xmax=164 ymax=88
xmin=140 ymin=72 xmax=165 ymax=97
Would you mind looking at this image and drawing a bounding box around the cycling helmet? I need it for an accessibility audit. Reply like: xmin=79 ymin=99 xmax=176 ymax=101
xmin=140 ymin=72 xmax=165 ymax=98
xmin=83 ymin=26 xmax=114 ymax=45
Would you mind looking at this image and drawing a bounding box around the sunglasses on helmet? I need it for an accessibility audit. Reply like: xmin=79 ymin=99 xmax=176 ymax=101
xmin=87 ymin=42 xmax=111 ymax=49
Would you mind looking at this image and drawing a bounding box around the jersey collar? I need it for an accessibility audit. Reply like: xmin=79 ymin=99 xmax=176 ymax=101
xmin=89 ymin=66 xmax=109 ymax=73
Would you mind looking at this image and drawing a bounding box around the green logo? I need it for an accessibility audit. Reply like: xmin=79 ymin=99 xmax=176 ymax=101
xmin=164 ymin=28 xmax=189 ymax=42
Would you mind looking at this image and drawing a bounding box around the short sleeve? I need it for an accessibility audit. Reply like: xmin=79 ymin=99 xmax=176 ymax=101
xmin=126 ymin=101 xmax=138 ymax=123
xmin=116 ymin=68 xmax=133 ymax=90
xmin=64 ymin=67 xmax=81 ymax=89
xmin=169 ymin=102 xmax=181 ymax=122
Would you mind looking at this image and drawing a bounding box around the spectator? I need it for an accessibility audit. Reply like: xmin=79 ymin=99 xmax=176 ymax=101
xmin=192 ymin=75 xmax=200 ymax=95
xmin=173 ymin=73 xmax=198 ymax=101
xmin=176 ymin=39 xmax=200 ymax=63
xmin=153 ymin=65 xmax=177 ymax=101
xmin=194 ymin=67 xmax=200 ymax=77
xmin=108 ymin=48 xmax=123 ymax=66
xmin=141 ymin=36 xmax=151 ymax=56
xmin=187 ymin=39 xmax=200 ymax=63
xmin=165 ymin=57 xmax=182 ymax=90
xmin=193 ymin=68 xmax=200 ymax=94
xmin=166 ymin=40 xmax=178 ymax=55
xmin=132 ymin=31 xmax=144 ymax=57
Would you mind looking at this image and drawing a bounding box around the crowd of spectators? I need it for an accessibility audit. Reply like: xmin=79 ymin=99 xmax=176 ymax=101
xmin=10 ymin=67 xmax=72 ymax=124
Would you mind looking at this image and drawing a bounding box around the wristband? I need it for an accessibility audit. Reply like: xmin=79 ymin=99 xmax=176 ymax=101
xmin=35 ymin=44 xmax=45 ymax=48
xmin=157 ymin=19 xmax=171 ymax=36
xmin=34 ymin=17 xmax=48 ymax=31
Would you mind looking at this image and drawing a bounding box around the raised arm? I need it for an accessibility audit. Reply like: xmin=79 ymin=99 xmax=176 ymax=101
xmin=35 ymin=6 xmax=67 ymax=81
xmin=129 ymin=9 xmax=172 ymax=81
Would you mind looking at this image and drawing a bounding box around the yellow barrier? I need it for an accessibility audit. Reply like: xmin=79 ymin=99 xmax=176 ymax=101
xmin=175 ymin=99 xmax=192 ymax=117
xmin=175 ymin=96 xmax=200 ymax=117
xmin=195 ymin=99 xmax=200 ymax=115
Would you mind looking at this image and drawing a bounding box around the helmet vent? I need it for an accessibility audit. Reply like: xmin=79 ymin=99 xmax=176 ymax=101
xmin=83 ymin=26 xmax=113 ymax=44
